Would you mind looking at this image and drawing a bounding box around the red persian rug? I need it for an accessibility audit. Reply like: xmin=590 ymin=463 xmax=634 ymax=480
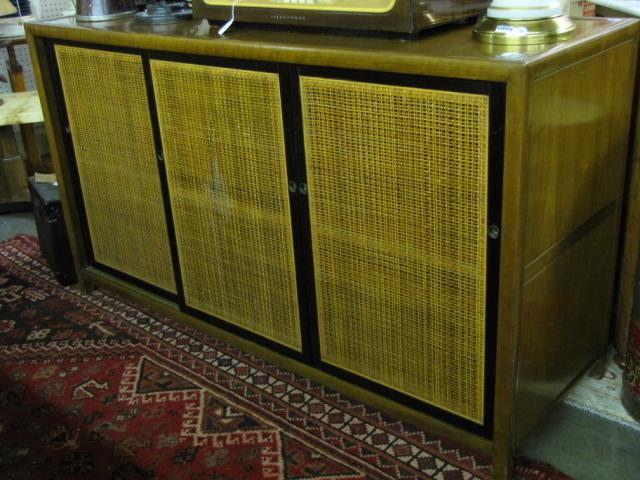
xmin=0 ymin=234 xmax=571 ymax=480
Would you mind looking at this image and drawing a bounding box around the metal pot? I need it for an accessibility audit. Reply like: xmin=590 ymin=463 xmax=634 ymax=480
xmin=76 ymin=0 xmax=138 ymax=21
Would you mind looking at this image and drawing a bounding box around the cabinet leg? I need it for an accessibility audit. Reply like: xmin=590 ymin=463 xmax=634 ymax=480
xmin=78 ymin=279 xmax=96 ymax=295
xmin=492 ymin=447 xmax=514 ymax=480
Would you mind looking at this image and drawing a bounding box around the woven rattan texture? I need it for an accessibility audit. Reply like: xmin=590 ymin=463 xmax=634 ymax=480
xmin=150 ymin=60 xmax=302 ymax=351
xmin=300 ymin=76 xmax=489 ymax=423
xmin=55 ymin=46 xmax=176 ymax=293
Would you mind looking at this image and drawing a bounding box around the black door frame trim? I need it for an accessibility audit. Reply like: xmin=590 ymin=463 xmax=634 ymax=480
xmin=45 ymin=39 xmax=505 ymax=438
xmin=45 ymin=39 xmax=180 ymax=300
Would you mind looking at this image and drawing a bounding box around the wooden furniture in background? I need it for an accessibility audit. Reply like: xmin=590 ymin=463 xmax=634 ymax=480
xmin=0 ymin=119 xmax=30 ymax=211
xmin=1 ymin=37 xmax=49 ymax=174
xmin=26 ymin=17 xmax=640 ymax=479
xmin=0 ymin=35 xmax=50 ymax=213
xmin=0 ymin=90 xmax=44 ymax=212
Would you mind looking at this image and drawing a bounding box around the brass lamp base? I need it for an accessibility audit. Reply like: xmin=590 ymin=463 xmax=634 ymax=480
xmin=473 ymin=15 xmax=576 ymax=45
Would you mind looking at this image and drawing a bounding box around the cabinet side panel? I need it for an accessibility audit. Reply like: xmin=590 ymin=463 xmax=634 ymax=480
xmin=524 ymin=41 xmax=636 ymax=265
xmin=301 ymin=76 xmax=490 ymax=424
xmin=518 ymin=215 xmax=617 ymax=445
xmin=517 ymin=41 xmax=638 ymax=444
xmin=151 ymin=60 xmax=302 ymax=352
xmin=55 ymin=45 xmax=177 ymax=293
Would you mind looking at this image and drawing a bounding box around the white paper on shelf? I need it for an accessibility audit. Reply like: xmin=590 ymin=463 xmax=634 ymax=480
xmin=592 ymin=0 xmax=640 ymax=16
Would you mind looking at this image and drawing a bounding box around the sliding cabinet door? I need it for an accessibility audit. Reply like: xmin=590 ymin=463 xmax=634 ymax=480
xmin=300 ymin=73 xmax=496 ymax=426
xmin=151 ymin=60 xmax=302 ymax=352
xmin=55 ymin=45 xmax=176 ymax=293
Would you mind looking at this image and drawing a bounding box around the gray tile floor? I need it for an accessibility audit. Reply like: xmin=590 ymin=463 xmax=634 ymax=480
xmin=1 ymin=212 xmax=639 ymax=479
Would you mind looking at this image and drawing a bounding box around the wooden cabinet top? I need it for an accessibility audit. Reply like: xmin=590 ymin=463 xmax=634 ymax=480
xmin=26 ymin=16 xmax=640 ymax=81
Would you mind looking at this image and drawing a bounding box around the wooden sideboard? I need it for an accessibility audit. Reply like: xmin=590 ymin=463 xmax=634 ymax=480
xmin=26 ymin=17 xmax=640 ymax=478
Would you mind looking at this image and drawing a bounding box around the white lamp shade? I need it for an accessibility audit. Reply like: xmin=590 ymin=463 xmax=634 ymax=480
xmin=487 ymin=0 xmax=565 ymax=20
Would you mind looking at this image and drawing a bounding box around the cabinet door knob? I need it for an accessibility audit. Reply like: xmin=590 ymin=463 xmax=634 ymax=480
xmin=299 ymin=183 xmax=308 ymax=195
xmin=488 ymin=225 xmax=501 ymax=239
xmin=288 ymin=180 xmax=298 ymax=193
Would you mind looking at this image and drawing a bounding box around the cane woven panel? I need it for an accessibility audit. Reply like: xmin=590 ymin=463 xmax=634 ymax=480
xmin=55 ymin=46 xmax=176 ymax=293
xmin=300 ymin=76 xmax=489 ymax=423
xmin=151 ymin=60 xmax=302 ymax=351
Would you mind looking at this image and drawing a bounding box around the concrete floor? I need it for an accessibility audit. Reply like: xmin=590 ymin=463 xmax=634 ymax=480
xmin=520 ymin=403 xmax=640 ymax=479
xmin=1 ymin=211 xmax=639 ymax=479
xmin=0 ymin=212 xmax=37 ymax=241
